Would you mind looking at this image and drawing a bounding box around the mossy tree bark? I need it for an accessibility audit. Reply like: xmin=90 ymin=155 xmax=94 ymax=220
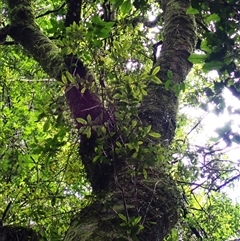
xmin=139 ymin=0 xmax=196 ymax=145
xmin=3 ymin=0 xmax=197 ymax=240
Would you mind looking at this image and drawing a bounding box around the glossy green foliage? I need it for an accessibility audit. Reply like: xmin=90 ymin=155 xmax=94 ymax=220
xmin=0 ymin=45 xmax=90 ymax=240
xmin=0 ymin=0 xmax=240 ymax=240
xmin=188 ymin=0 xmax=240 ymax=78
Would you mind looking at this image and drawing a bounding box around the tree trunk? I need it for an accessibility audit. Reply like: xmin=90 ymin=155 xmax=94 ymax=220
xmin=5 ymin=0 xmax=197 ymax=240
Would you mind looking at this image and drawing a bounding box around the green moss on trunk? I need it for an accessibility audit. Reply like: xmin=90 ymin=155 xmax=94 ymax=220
xmin=139 ymin=0 xmax=197 ymax=145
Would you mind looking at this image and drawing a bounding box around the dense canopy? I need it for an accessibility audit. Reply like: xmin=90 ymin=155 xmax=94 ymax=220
xmin=0 ymin=0 xmax=240 ymax=240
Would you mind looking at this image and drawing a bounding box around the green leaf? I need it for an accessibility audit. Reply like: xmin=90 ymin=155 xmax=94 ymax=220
xmin=186 ymin=7 xmax=199 ymax=15
xmin=118 ymin=213 xmax=127 ymax=222
xmin=100 ymin=126 xmax=106 ymax=135
xmin=76 ymin=118 xmax=87 ymax=125
xmin=93 ymin=155 xmax=101 ymax=162
xmin=64 ymin=46 xmax=72 ymax=55
xmin=43 ymin=118 xmax=51 ymax=132
xmin=84 ymin=127 xmax=92 ymax=138
xmin=65 ymin=71 xmax=75 ymax=83
xmin=87 ymin=114 xmax=92 ymax=123
xmin=167 ymin=70 xmax=173 ymax=79
xmin=113 ymin=93 xmax=122 ymax=99
xmin=120 ymin=0 xmax=132 ymax=16
xmin=100 ymin=28 xmax=112 ymax=38
xmin=143 ymin=168 xmax=147 ymax=179
xmin=105 ymin=22 xmax=115 ymax=28
xmin=206 ymin=13 xmax=220 ymax=24
xmin=173 ymin=84 xmax=181 ymax=96
xmin=180 ymin=82 xmax=185 ymax=92
xmin=141 ymin=72 xmax=149 ymax=80
xmin=148 ymin=132 xmax=161 ymax=138
xmin=131 ymin=216 xmax=141 ymax=225
xmin=224 ymin=56 xmax=233 ymax=65
xmin=151 ymin=75 xmax=162 ymax=84
xmin=202 ymin=61 xmax=224 ymax=72
xmin=143 ymin=125 xmax=151 ymax=136
xmin=114 ymin=0 xmax=124 ymax=7
xmin=131 ymin=119 xmax=138 ymax=128
xmin=188 ymin=53 xmax=207 ymax=64
xmin=152 ymin=66 xmax=160 ymax=75
xmin=93 ymin=39 xmax=103 ymax=47
xmin=116 ymin=141 xmax=122 ymax=148
xmin=61 ymin=74 xmax=68 ymax=84
xmin=36 ymin=112 xmax=46 ymax=122
xmin=92 ymin=15 xmax=104 ymax=25
xmin=164 ymin=79 xmax=171 ymax=90
xmin=200 ymin=40 xmax=211 ymax=53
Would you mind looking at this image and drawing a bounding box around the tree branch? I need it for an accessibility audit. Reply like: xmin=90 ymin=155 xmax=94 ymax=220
xmin=215 ymin=173 xmax=240 ymax=191
xmin=36 ymin=2 xmax=66 ymax=19
xmin=139 ymin=0 xmax=197 ymax=145
xmin=6 ymin=0 xmax=112 ymax=192
xmin=6 ymin=0 xmax=64 ymax=79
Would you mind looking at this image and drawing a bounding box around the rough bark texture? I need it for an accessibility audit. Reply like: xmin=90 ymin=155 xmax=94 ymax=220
xmin=64 ymin=168 xmax=180 ymax=241
xmin=139 ymin=0 xmax=197 ymax=145
xmin=7 ymin=0 xmax=63 ymax=79
xmin=4 ymin=0 xmax=197 ymax=240
xmin=64 ymin=1 xmax=197 ymax=240
xmin=0 ymin=226 xmax=39 ymax=241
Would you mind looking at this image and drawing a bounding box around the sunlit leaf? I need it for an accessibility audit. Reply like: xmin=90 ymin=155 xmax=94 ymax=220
xmin=120 ymin=0 xmax=132 ymax=16
xmin=186 ymin=7 xmax=199 ymax=14
xmin=148 ymin=132 xmax=161 ymax=138
xmin=202 ymin=61 xmax=224 ymax=72
xmin=152 ymin=66 xmax=160 ymax=75
xmin=206 ymin=13 xmax=220 ymax=23
xmin=76 ymin=118 xmax=87 ymax=125
xmin=43 ymin=118 xmax=51 ymax=132
xmin=188 ymin=54 xmax=207 ymax=63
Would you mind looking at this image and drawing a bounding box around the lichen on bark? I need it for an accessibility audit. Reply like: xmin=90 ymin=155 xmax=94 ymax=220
xmin=64 ymin=167 xmax=180 ymax=241
xmin=7 ymin=0 xmax=64 ymax=79
xmin=5 ymin=0 xmax=197 ymax=240
xmin=139 ymin=0 xmax=197 ymax=145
